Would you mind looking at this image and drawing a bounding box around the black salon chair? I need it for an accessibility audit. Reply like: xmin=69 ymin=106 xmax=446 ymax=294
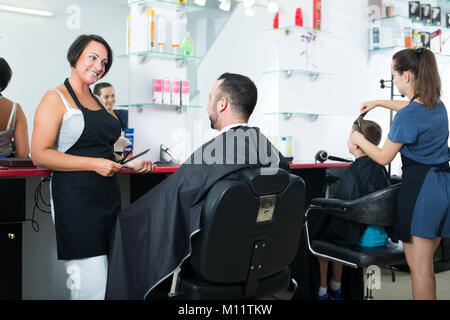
xmin=304 ymin=183 xmax=406 ymax=299
xmin=168 ymin=168 xmax=306 ymax=300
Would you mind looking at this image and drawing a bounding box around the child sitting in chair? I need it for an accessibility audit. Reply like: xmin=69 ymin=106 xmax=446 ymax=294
xmin=317 ymin=118 xmax=391 ymax=300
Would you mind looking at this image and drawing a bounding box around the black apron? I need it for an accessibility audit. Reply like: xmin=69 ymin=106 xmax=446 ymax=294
xmin=52 ymin=79 xmax=122 ymax=260
xmin=396 ymin=155 xmax=450 ymax=242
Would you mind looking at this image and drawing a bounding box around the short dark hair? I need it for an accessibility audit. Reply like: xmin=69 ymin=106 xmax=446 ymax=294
xmin=0 ymin=58 xmax=12 ymax=92
xmin=93 ymin=82 xmax=113 ymax=96
xmin=353 ymin=120 xmax=382 ymax=146
xmin=67 ymin=34 xmax=113 ymax=78
xmin=216 ymin=73 xmax=257 ymax=120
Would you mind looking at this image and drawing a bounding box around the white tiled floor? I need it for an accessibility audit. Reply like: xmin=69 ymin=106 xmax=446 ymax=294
xmin=370 ymin=268 xmax=450 ymax=300
xmin=273 ymin=268 xmax=450 ymax=300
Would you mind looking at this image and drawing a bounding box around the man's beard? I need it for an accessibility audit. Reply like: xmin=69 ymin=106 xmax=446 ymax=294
xmin=209 ymin=110 xmax=218 ymax=129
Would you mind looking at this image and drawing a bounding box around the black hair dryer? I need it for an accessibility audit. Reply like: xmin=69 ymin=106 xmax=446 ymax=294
xmin=315 ymin=150 xmax=353 ymax=163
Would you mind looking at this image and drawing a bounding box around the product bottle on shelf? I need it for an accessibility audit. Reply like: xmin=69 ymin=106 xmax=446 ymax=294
xmin=295 ymin=8 xmax=303 ymax=27
xmin=313 ymin=0 xmax=321 ymax=30
xmin=157 ymin=17 xmax=167 ymax=53
xmin=126 ymin=14 xmax=131 ymax=54
xmin=404 ymin=26 xmax=412 ymax=48
xmin=147 ymin=9 xmax=155 ymax=51
xmin=273 ymin=12 xmax=279 ymax=29
xmin=181 ymin=31 xmax=193 ymax=56
xmin=280 ymin=137 xmax=287 ymax=156
xmin=124 ymin=128 xmax=134 ymax=157
xmin=172 ymin=19 xmax=186 ymax=55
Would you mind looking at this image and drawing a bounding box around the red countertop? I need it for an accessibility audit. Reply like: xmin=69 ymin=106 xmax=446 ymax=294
xmin=0 ymin=162 xmax=350 ymax=178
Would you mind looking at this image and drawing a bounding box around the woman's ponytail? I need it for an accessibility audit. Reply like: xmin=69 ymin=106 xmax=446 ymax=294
xmin=393 ymin=48 xmax=441 ymax=110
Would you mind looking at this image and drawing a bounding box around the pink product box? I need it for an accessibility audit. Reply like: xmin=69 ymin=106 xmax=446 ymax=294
xmin=152 ymin=79 xmax=162 ymax=104
xmin=181 ymin=80 xmax=189 ymax=105
xmin=163 ymin=79 xmax=171 ymax=105
xmin=171 ymin=80 xmax=181 ymax=105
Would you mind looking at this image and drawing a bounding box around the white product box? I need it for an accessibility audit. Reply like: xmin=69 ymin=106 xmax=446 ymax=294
xmin=152 ymin=79 xmax=162 ymax=104
xmin=171 ymin=80 xmax=181 ymax=105
xmin=181 ymin=80 xmax=189 ymax=105
xmin=163 ymin=79 xmax=171 ymax=105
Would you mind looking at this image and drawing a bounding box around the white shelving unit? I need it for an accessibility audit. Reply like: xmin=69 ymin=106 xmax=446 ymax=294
xmin=122 ymin=0 xmax=206 ymax=162
xmin=261 ymin=6 xmax=335 ymax=120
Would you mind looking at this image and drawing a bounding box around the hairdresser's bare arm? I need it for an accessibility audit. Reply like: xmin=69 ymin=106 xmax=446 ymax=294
xmin=350 ymin=131 xmax=403 ymax=166
xmin=361 ymin=100 xmax=410 ymax=113
xmin=31 ymin=90 xmax=122 ymax=177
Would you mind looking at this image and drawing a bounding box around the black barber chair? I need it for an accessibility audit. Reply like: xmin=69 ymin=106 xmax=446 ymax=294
xmin=304 ymin=183 xmax=406 ymax=299
xmin=169 ymin=168 xmax=306 ymax=300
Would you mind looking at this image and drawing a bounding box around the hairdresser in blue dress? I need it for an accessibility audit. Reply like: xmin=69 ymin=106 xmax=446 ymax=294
xmin=350 ymin=48 xmax=450 ymax=300
xmin=31 ymin=34 xmax=155 ymax=300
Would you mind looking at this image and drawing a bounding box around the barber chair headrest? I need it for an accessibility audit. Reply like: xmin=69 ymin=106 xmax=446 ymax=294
xmin=238 ymin=168 xmax=290 ymax=196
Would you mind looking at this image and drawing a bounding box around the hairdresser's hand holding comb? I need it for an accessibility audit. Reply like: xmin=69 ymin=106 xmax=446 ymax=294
xmin=360 ymin=100 xmax=379 ymax=114
xmin=361 ymin=99 xmax=410 ymax=113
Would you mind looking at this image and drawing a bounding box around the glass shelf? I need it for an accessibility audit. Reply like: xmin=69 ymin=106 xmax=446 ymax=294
xmin=368 ymin=45 xmax=450 ymax=59
xmin=263 ymin=111 xmax=333 ymax=116
xmin=116 ymin=102 xmax=202 ymax=109
xmin=372 ymin=15 xmax=450 ymax=30
xmin=263 ymin=69 xmax=333 ymax=77
xmin=263 ymin=25 xmax=333 ymax=35
xmin=120 ymin=0 xmax=206 ymax=12
xmin=117 ymin=50 xmax=203 ymax=61
xmin=262 ymin=111 xmax=333 ymax=121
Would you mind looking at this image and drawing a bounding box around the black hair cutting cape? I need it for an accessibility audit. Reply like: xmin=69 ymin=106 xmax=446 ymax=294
xmin=105 ymin=126 xmax=290 ymax=299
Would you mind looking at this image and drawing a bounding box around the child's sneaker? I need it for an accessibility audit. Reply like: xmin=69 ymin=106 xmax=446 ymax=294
xmin=317 ymin=293 xmax=328 ymax=300
xmin=328 ymin=288 xmax=342 ymax=300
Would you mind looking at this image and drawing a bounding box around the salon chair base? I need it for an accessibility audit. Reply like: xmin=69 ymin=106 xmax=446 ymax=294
xmin=177 ymin=268 xmax=291 ymax=300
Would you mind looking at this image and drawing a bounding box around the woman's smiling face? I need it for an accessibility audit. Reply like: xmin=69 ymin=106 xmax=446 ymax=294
xmin=74 ymin=40 xmax=108 ymax=85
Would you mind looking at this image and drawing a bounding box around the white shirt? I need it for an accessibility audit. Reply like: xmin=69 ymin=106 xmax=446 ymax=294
xmin=219 ymin=122 xmax=248 ymax=134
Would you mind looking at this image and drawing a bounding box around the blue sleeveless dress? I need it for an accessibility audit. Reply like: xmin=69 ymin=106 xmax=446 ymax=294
xmin=388 ymin=100 xmax=450 ymax=241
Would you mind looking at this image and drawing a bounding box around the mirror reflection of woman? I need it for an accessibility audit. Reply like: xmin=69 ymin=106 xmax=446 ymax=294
xmin=94 ymin=82 xmax=127 ymax=131
xmin=0 ymin=58 xmax=29 ymax=158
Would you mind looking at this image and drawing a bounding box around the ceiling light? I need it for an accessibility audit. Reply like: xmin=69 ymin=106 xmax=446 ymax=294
xmin=0 ymin=4 xmax=53 ymax=17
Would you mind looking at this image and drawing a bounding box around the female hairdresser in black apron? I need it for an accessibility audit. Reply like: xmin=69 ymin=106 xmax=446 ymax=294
xmin=31 ymin=35 xmax=155 ymax=299
xmin=350 ymin=48 xmax=450 ymax=300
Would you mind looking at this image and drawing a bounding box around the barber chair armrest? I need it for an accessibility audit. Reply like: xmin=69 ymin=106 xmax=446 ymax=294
xmin=310 ymin=198 xmax=352 ymax=209
xmin=306 ymin=203 xmax=395 ymax=226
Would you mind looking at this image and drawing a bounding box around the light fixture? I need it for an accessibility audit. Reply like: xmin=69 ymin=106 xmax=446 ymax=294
xmin=244 ymin=5 xmax=255 ymax=16
xmin=0 ymin=4 xmax=53 ymax=17
xmin=194 ymin=0 xmax=206 ymax=6
xmin=267 ymin=0 xmax=278 ymax=13
xmin=219 ymin=0 xmax=231 ymax=11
